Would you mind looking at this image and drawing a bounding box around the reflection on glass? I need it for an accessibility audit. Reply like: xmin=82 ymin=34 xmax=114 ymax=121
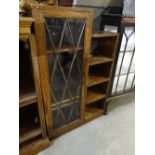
xmin=44 ymin=17 xmax=85 ymax=129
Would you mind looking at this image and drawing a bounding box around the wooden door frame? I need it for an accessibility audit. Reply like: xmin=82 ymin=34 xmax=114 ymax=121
xmin=32 ymin=6 xmax=93 ymax=139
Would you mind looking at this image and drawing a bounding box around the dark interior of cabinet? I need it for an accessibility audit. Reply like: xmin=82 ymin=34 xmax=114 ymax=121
xmin=89 ymin=62 xmax=112 ymax=78
xmin=19 ymin=40 xmax=36 ymax=106
xmin=92 ymin=37 xmax=116 ymax=58
xmin=19 ymin=40 xmax=42 ymax=146
xmin=84 ymin=103 xmax=104 ymax=122
xmin=19 ymin=103 xmax=41 ymax=146
xmin=58 ymin=0 xmax=73 ymax=6
xmin=19 ymin=41 xmax=33 ymax=79
xmin=86 ymin=98 xmax=106 ymax=110
xmin=87 ymin=82 xmax=109 ymax=94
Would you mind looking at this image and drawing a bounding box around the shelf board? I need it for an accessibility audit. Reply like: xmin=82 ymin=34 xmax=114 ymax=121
xmin=89 ymin=56 xmax=113 ymax=66
xmin=47 ymin=46 xmax=83 ymax=54
xmin=86 ymin=91 xmax=106 ymax=105
xmin=20 ymin=125 xmax=42 ymax=144
xmin=84 ymin=107 xmax=103 ymax=122
xmin=20 ymin=94 xmax=37 ymax=108
xmin=88 ymin=76 xmax=109 ymax=87
xmin=19 ymin=78 xmax=37 ymax=108
xmin=92 ymin=31 xmax=118 ymax=38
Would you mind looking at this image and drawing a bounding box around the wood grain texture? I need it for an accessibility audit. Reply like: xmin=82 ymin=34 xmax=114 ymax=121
xmin=86 ymin=91 xmax=106 ymax=105
xmin=19 ymin=18 xmax=50 ymax=154
xmin=19 ymin=17 xmax=33 ymax=41
xmin=89 ymin=57 xmax=113 ymax=66
xmin=29 ymin=34 xmax=47 ymax=139
xmin=20 ymin=128 xmax=41 ymax=144
xmin=32 ymin=8 xmax=54 ymax=139
xmin=20 ymin=139 xmax=50 ymax=155
xmin=88 ymin=76 xmax=109 ymax=87
xmin=92 ymin=32 xmax=118 ymax=38
xmin=84 ymin=107 xmax=103 ymax=123
xmin=20 ymin=95 xmax=37 ymax=108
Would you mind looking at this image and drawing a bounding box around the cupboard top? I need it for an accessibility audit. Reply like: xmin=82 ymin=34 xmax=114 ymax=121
xmin=19 ymin=17 xmax=33 ymax=41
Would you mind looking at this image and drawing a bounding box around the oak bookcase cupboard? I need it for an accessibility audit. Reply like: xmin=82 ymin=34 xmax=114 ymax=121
xmin=19 ymin=17 xmax=50 ymax=155
xmin=19 ymin=6 xmax=119 ymax=154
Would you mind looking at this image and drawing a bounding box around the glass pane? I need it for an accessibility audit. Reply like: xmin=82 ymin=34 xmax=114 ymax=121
xmin=44 ymin=17 xmax=85 ymax=129
xmin=125 ymin=73 xmax=135 ymax=90
xmin=52 ymin=100 xmax=80 ymax=129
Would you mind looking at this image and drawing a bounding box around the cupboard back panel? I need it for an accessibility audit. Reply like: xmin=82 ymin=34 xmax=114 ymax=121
xmin=89 ymin=62 xmax=112 ymax=77
xmin=19 ymin=40 xmax=33 ymax=79
xmin=92 ymin=37 xmax=117 ymax=58
xmin=19 ymin=40 xmax=36 ymax=103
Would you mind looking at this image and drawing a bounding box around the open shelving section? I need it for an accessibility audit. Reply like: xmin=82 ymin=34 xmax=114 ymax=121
xmin=19 ymin=17 xmax=49 ymax=155
xmin=19 ymin=77 xmax=37 ymax=108
xmin=84 ymin=31 xmax=119 ymax=123
xmin=19 ymin=104 xmax=42 ymax=144
xmin=86 ymin=91 xmax=106 ymax=105
xmin=19 ymin=39 xmax=43 ymax=146
xmin=85 ymin=107 xmax=103 ymax=122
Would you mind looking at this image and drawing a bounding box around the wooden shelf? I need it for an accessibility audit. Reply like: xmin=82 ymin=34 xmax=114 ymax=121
xmin=84 ymin=107 xmax=103 ymax=122
xmin=20 ymin=125 xmax=42 ymax=144
xmin=89 ymin=56 xmax=113 ymax=66
xmin=92 ymin=32 xmax=118 ymax=38
xmin=86 ymin=91 xmax=106 ymax=105
xmin=20 ymin=93 xmax=37 ymax=108
xmin=19 ymin=78 xmax=37 ymax=108
xmin=88 ymin=76 xmax=109 ymax=87
xmin=47 ymin=46 xmax=83 ymax=54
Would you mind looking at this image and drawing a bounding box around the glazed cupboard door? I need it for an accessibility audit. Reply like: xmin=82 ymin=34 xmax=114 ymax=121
xmin=32 ymin=6 xmax=93 ymax=138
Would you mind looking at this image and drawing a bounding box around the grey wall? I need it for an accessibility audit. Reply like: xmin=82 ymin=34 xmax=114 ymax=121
xmin=73 ymin=0 xmax=122 ymax=7
xmin=74 ymin=0 xmax=135 ymax=16
xmin=123 ymin=0 xmax=135 ymax=15
xmin=73 ymin=0 xmax=123 ymax=31
xmin=73 ymin=0 xmax=123 ymax=18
